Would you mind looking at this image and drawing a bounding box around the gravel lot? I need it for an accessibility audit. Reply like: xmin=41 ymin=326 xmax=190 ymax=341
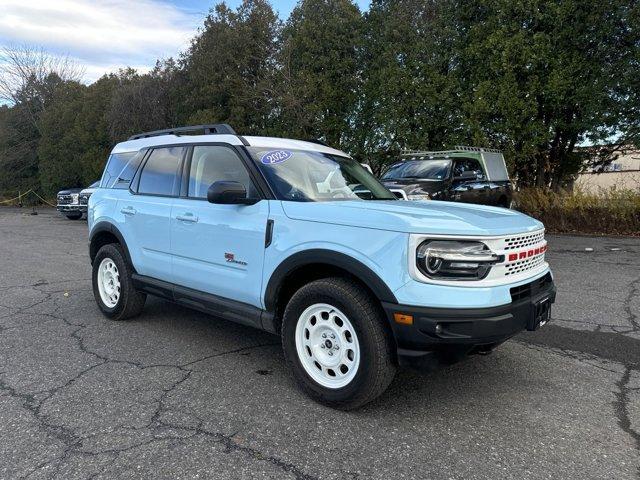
xmin=0 ymin=207 xmax=638 ymax=480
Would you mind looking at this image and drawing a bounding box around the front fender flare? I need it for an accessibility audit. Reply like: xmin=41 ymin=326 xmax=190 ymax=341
xmin=263 ymin=249 xmax=398 ymax=312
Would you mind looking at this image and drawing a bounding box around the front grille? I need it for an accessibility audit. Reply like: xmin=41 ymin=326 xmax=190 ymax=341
xmin=79 ymin=194 xmax=90 ymax=205
xmin=57 ymin=195 xmax=73 ymax=205
xmin=503 ymin=231 xmax=545 ymax=250
xmin=505 ymin=255 xmax=545 ymax=276
xmin=498 ymin=229 xmax=547 ymax=278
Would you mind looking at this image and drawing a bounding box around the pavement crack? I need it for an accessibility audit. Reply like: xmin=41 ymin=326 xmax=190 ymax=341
xmin=623 ymin=275 xmax=640 ymax=332
xmin=613 ymin=366 xmax=640 ymax=466
xmin=179 ymin=343 xmax=279 ymax=368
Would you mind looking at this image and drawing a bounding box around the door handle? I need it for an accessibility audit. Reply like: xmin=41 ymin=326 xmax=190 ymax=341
xmin=176 ymin=213 xmax=198 ymax=223
xmin=120 ymin=207 xmax=136 ymax=216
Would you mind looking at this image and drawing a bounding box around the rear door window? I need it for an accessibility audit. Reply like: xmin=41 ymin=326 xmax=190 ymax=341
xmin=137 ymin=147 xmax=184 ymax=196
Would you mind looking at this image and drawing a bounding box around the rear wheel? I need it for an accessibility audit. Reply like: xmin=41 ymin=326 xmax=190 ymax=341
xmin=282 ymin=277 xmax=396 ymax=410
xmin=66 ymin=212 xmax=82 ymax=220
xmin=92 ymin=243 xmax=146 ymax=320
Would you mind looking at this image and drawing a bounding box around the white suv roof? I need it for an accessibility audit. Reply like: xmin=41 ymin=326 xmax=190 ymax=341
xmin=111 ymin=133 xmax=349 ymax=159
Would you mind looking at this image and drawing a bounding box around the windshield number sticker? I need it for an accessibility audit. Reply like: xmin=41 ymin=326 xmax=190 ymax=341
xmin=261 ymin=150 xmax=292 ymax=165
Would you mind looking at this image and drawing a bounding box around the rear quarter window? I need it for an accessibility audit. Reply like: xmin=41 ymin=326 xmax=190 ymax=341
xmin=100 ymin=151 xmax=145 ymax=189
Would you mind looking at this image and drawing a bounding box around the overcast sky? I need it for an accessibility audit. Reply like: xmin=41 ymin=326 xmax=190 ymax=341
xmin=0 ymin=0 xmax=370 ymax=83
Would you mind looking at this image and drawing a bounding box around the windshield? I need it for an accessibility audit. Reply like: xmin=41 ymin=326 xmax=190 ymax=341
xmin=249 ymin=147 xmax=396 ymax=202
xmin=382 ymin=159 xmax=452 ymax=180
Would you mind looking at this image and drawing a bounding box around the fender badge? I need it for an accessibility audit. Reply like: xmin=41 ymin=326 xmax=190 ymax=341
xmin=224 ymin=252 xmax=247 ymax=266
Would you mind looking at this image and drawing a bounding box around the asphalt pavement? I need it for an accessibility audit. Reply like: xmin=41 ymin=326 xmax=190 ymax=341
xmin=0 ymin=207 xmax=638 ymax=479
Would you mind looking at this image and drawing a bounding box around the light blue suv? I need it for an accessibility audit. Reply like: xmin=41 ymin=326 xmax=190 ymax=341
xmin=88 ymin=124 xmax=555 ymax=409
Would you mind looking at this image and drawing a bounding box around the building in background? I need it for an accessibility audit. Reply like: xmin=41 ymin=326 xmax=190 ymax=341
xmin=575 ymin=146 xmax=640 ymax=193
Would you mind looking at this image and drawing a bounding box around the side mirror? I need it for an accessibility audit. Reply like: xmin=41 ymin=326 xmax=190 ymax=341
xmin=207 ymin=181 xmax=258 ymax=205
xmin=453 ymin=171 xmax=478 ymax=182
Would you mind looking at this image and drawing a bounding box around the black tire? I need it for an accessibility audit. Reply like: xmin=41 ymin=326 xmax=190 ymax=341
xmin=92 ymin=243 xmax=146 ymax=321
xmin=281 ymin=277 xmax=396 ymax=410
xmin=66 ymin=212 xmax=82 ymax=220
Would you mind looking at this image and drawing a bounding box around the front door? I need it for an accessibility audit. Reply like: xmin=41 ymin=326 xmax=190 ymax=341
xmin=170 ymin=145 xmax=269 ymax=308
xmin=451 ymin=157 xmax=489 ymax=205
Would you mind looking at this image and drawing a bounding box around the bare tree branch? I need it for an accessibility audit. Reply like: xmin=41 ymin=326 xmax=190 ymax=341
xmin=0 ymin=44 xmax=84 ymax=104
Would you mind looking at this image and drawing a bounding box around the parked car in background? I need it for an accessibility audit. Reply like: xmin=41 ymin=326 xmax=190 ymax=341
xmin=88 ymin=125 xmax=554 ymax=409
xmin=381 ymin=146 xmax=513 ymax=208
xmin=56 ymin=181 xmax=99 ymax=220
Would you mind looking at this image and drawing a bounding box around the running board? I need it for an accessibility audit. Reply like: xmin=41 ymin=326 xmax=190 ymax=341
xmin=131 ymin=274 xmax=273 ymax=332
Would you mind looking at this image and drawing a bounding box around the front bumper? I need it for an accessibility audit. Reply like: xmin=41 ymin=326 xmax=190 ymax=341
xmin=383 ymin=273 xmax=556 ymax=365
xmin=57 ymin=205 xmax=87 ymax=213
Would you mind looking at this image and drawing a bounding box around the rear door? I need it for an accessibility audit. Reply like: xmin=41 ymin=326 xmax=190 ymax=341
xmin=481 ymin=152 xmax=509 ymax=205
xmin=170 ymin=144 xmax=269 ymax=309
xmin=119 ymin=146 xmax=185 ymax=283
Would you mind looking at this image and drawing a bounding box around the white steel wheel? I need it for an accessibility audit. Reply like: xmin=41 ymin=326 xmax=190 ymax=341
xmin=97 ymin=257 xmax=121 ymax=308
xmin=295 ymin=303 xmax=361 ymax=389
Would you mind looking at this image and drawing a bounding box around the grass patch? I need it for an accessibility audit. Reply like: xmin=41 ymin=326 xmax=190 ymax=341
xmin=515 ymin=188 xmax=640 ymax=236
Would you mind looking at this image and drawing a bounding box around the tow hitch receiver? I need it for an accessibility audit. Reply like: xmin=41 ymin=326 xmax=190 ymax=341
xmin=528 ymin=296 xmax=552 ymax=331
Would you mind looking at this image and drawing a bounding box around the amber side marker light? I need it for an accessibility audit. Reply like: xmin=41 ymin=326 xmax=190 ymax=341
xmin=393 ymin=313 xmax=414 ymax=325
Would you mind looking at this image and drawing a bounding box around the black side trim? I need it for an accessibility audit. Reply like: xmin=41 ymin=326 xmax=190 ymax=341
xmin=263 ymin=249 xmax=398 ymax=312
xmin=265 ymin=219 xmax=274 ymax=248
xmin=131 ymin=274 xmax=265 ymax=330
xmin=89 ymin=222 xmax=134 ymax=267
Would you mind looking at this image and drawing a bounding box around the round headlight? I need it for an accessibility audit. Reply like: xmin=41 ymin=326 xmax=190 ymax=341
xmin=416 ymin=240 xmax=500 ymax=281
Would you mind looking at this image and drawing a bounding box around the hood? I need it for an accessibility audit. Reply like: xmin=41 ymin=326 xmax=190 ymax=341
xmin=57 ymin=188 xmax=83 ymax=195
xmin=80 ymin=187 xmax=97 ymax=195
xmin=281 ymin=200 xmax=543 ymax=236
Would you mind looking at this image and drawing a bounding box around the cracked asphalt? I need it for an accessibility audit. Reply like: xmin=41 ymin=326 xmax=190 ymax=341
xmin=0 ymin=206 xmax=638 ymax=480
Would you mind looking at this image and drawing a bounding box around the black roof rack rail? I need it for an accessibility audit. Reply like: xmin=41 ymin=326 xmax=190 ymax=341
xmin=305 ymin=139 xmax=330 ymax=147
xmin=128 ymin=124 xmax=237 ymax=140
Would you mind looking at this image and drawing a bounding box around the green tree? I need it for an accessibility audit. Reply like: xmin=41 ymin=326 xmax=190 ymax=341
xmin=355 ymin=0 xmax=462 ymax=171
xmin=456 ymin=0 xmax=640 ymax=187
xmin=37 ymin=80 xmax=87 ymax=193
xmin=0 ymin=101 xmax=40 ymax=194
xmin=108 ymin=62 xmax=179 ymax=142
xmin=178 ymin=0 xmax=280 ymax=134
xmin=277 ymin=0 xmax=362 ymax=147
xmin=38 ymin=75 xmax=118 ymax=194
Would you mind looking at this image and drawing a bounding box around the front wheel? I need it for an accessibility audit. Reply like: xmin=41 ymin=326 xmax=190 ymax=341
xmin=66 ymin=212 xmax=82 ymax=220
xmin=282 ymin=277 xmax=396 ymax=410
